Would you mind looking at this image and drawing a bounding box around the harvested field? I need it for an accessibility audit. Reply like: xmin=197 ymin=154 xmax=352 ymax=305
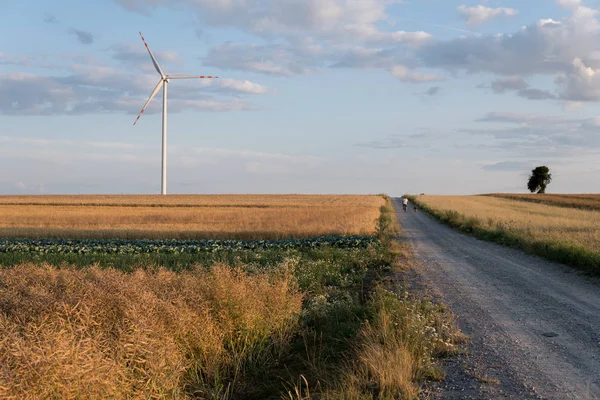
xmin=487 ymin=193 xmax=600 ymax=211
xmin=412 ymin=195 xmax=600 ymax=273
xmin=0 ymin=195 xmax=384 ymax=239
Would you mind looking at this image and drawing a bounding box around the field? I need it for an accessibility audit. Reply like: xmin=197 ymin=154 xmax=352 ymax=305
xmin=0 ymin=195 xmax=465 ymax=399
xmin=487 ymin=193 xmax=600 ymax=211
xmin=0 ymin=195 xmax=384 ymax=239
xmin=411 ymin=194 xmax=600 ymax=274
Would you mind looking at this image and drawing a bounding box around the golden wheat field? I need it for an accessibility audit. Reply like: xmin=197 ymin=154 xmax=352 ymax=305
xmin=488 ymin=193 xmax=600 ymax=210
xmin=416 ymin=195 xmax=600 ymax=254
xmin=0 ymin=195 xmax=385 ymax=239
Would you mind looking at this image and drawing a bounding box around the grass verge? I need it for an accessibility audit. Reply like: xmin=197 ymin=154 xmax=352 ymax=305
xmin=283 ymin=195 xmax=466 ymax=399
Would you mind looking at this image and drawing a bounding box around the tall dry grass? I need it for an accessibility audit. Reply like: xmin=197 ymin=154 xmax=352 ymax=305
xmin=413 ymin=195 xmax=600 ymax=272
xmin=0 ymin=263 xmax=303 ymax=399
xmin=0 ymin=195 xmax=384 ymax=239
xmin=288 ymin=287 xmax=465 ymax=400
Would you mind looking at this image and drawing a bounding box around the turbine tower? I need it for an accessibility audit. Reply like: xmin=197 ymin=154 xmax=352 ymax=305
xmin=133 ymin=32 xmax=218 ymax=195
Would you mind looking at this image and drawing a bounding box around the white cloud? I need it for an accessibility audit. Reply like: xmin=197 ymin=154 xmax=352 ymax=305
xmin=356 ymin=129 xmax=444 ymax=149
xmin=490 ymin=76 xmax=528 ymax=93
xmin=556 ymin=57 xmax=600 ymax=101
xmin=476 ymin=112 xmax=567 ymax=125
xmin=342 ymin=25 xmax=432 ymax=45
xmin=0 ymin=53 xmax=31 ymax=67
xmin=111 ymin=43 xmax=182 ymax=71
xmin=518 ymin=88 xmax=557 ymax=100
xmin=466 ymin=111 xmax=600 ymax=155
xmin=482 ymin=161 xmax=532 ymax=172
xmin=484 ymin=76 xmax=557 ymax=100
xmin=415 ymin=4 xmax=600 ymax=102
xmin=215 ymin=79 xmax=271 ymax=94
xmin=557 ymin=0 xmax=582 ymax=10
xmin=457 ymin=5 xmax=519 ymax=26
xmin=202 ymin=41 xmax=325 ymax=76
xmin=391 ymin=65 xmax=444 ymax=83
xmin=111 ymin=0 xmax=434 ymax=84
xmin=190 ymin=0 xmax=600 ymax=103
xmin=329 ymin=44 xmax=416 ymax=69
xmin=203 ymin=40 xmax=421 ymax=77
xmin=114 ymin=0 xmax=428 ymax=45
xmin=0 ymin=56 xmax=270 ymax=115
xmin=420 ymin=5 xmax=600 ymax=75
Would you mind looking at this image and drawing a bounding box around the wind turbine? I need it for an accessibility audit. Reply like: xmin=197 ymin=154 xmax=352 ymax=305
xmin=133 ymin=32 xmax=218 ymax=195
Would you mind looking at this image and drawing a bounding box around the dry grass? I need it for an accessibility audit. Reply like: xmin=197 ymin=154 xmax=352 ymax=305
xmin=0 ymin=263 xmax=303 ymax=399
xmin=416 ymin=195 xmax=600 ymax=254
xmin=488 ymin=193 xmax=600 ymax=211
xmin=303 ymin=286 xmax=465 ymax=400
xmin=0 ymin=195 xmax=384 ymax=239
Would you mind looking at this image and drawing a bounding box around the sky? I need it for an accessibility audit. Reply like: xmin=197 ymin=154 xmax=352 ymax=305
xmin=2 ymin=0 xmax=600 ymax=196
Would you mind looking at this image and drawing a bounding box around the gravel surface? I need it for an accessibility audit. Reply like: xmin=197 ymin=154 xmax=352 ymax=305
xmin=394 ymin=198 xmax=600 ymax=400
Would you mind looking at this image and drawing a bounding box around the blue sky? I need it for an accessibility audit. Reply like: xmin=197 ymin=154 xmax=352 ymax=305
xmin=2 ymin=0 xmax=600 ymax=196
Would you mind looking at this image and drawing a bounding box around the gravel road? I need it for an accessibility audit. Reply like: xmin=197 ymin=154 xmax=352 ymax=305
xmin=394 ymin=198 xmax=600 ymax=400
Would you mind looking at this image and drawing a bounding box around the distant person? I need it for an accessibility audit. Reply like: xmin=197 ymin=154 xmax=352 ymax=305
xmin=402 ymin=197 xmax=408 ymax=212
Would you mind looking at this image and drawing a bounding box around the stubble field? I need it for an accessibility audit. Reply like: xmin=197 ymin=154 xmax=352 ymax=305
xmin=487 ymin=193 xmax=600 ymax=211
xmin=0 ymin=194 xmax=385 ymax=239
xmin=412 ymin=194 xmax=600 ymax=273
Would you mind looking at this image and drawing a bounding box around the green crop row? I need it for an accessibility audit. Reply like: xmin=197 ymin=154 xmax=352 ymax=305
xmin=0 ymin=235 xmax=378 ymax=255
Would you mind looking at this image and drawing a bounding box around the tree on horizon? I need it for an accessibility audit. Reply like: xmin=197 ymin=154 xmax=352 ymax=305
xmin=527 ymin=166 xmax=552 ymax=194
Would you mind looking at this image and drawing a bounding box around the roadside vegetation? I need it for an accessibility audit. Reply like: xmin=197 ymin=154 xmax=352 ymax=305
xmin=0 ymin=195 xmax=384 ymax=240
xmin=0 ymin=195 xmax=465 ymax=399
xmin=409 ymin=194 xmax=600 ymax=275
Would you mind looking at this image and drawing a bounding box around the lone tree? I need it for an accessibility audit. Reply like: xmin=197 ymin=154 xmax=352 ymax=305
xmin=527 ymin=166 xmax=552 ymax=194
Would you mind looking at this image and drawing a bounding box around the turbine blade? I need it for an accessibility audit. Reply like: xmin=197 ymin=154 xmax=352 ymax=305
xmin=139 ymin=31 xmax=164 ymax=77
xmin=166 ymin=75 xmax=219 ymax=79
xmin=133 ymin=79 xmax=163 ymax=126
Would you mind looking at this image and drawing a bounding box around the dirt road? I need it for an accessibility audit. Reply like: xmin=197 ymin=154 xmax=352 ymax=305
xmin=394 ymin=198 xmax=600 ymax=400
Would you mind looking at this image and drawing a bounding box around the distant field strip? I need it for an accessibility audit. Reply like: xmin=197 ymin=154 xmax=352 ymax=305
xmin=487 ymin=193 xmax=600 ymax=211
xmin=413 ymin=195 xmax=600 ymax=273
xmin=0 ymin=194 xmax=373 ymax=207
xmin=0 ymin=195 xmax=385 ymax=239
